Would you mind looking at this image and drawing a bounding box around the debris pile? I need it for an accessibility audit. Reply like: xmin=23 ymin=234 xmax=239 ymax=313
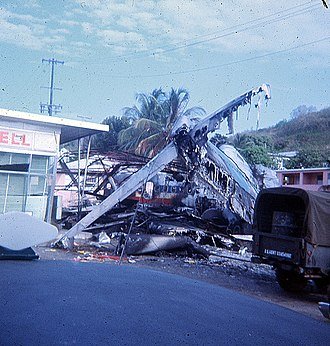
xmin=54 ymin=84 xmax=272 ymax=264
xmin=59 ymin=204 xmax=253 ymax=265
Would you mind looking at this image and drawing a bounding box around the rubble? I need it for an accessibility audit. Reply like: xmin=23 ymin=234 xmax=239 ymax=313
xmin=59 ymin=211 xmax=253 ymax=268
xmin=73 ymin=253 xmax=126 ymax=263
xmin=55 ymin=84 xmax=272 ymax=250
xmin=119 ymin=234 xmax=209 ymax=257
xmin=49 ymin=84 xmax=279 ymax=287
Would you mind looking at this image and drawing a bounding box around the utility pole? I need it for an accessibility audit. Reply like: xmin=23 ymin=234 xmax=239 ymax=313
xmin=40 ymin=58 xmax=64 ymax=116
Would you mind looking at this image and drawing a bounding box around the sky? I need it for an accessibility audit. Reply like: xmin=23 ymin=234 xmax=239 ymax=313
xmin=0 ymin=0 xmax=329 ymax=133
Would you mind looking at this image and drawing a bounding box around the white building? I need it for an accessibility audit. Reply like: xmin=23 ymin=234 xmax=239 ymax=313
xmin=0 ymin=108 xmax=108 ymax=222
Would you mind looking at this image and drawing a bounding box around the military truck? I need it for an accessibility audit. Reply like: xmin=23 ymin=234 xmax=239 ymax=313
xmin=252 ymin=187 xmax=330 ymax=293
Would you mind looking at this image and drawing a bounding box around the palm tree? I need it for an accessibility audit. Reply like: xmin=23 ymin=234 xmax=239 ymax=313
xmin=232 ymin=133 xmax=254 ymax=149
xmin=118 ymin=88 xmax=205 ymax=157
xmin=91 ymin=116 xmax=130 ymax=153
xmin=121 ymin=88 xmax=166 ymax=122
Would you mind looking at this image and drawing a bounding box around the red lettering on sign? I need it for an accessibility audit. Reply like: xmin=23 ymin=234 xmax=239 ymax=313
xmin=11 ymin=133 xmax=20 ymax=145
xmin=0 ymin=129 xmax=32 ymax=148
xmin=0 ymin=131 xmax=9 ymax=144
xmin=21 ymin=134 xmax=31 ymax=146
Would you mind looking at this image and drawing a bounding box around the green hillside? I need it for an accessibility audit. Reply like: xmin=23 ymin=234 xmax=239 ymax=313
xmin=259 ymin=107 xmax=330 ymax=151
xmin=226 ymin=107 xmax=330 ymax=168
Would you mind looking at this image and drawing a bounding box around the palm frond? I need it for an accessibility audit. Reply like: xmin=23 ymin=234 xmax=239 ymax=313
xmin=134 ymin=118 xmax=163 ymax=133
xmin=117 ymin=127 xmax=138 ymax=146
xmin=183 ymin=106 xmax=206 ymax=117
xmin=122 ymin=106 xmax=140 ymax=122
xmin=135 ymin=133 xmax=166 ymax=157
xmin=150 ymin=137 xmax=168 ymax=157
xmin=119 ymin=87 xmax=205 ymax=156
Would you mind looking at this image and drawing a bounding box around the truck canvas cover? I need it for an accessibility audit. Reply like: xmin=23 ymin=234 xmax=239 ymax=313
xmin=254 ymin=187 xmax=330 ymax=247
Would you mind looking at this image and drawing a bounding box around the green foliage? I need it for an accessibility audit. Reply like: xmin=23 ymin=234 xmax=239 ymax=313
xmin=236 ymin=107 xmax=330 ymax=168
xmin=286 ymin=148 xmax=329 ymax=169
xmin=290 ymin=105 xmax=317 ymax=119
xmin=210 ymin=134 xmax=227 ymax=147
xmin=259 ymin=107 xmax=330 ymax=153
xmin=121 ymin=88 xmax=167 ymax=123
xmin=226 ymin=133 xmax=274 ymax=167
xmin=240 ymin=145 xmax=274 ymax=166
xmin=119 ymin=88 xmax=205 ymax=157
xmin=91 ymin=116 xmax=130 ymax=153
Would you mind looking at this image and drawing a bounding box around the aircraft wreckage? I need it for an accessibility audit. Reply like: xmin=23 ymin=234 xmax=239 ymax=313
xmin=56 ymin=84 xmax=271 ymax=251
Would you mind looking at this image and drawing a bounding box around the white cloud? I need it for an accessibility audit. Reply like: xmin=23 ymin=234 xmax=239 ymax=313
xmin=81 ymin=22 xmax=95 ymax=35
xmin=0 ymin=7 xmax=46 ymax=26
xmin=0 ymin=0 xmax=328 ymax=61
xmin=116 ymin=16 xmax=136 ymax=30
xmin=58 ymin=19 xmax=81 ymax=27
xmin=69 ymin=0 xmax=328 ymax=58
xmin=0 ymin=7 xmax=71 ymax=57
xmin=21 ymin=0 xmax=41 ymax=9
xmin=0 ymin=18 xmax=43 ymax=50
xmin=72 ymin=41 xmax=91 ymax=48
xmin=51 ymin=28 xmax=71 ymax=35
xmin=96 ymin=29 xmax=147 ymax=51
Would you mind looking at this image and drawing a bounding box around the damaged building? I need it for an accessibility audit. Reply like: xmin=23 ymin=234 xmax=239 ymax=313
xmin=0 ymin=108 xmax=108 ymax=259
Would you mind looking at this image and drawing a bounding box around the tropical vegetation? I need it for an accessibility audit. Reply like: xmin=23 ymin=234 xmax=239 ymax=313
xmin=91 ymin=116 xmax=130 ymax=153
xmin=221 ymin=107 xmax=330 ymax=168
xmin=117 ymin=88 xmax=205 ymax=157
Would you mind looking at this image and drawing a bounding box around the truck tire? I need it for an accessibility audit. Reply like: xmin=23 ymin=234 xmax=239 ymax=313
xmin=275 ymin=268 xmax=307 ymax=292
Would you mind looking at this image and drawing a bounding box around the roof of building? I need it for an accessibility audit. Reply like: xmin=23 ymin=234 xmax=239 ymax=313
xmin=0 ymin=108 xmax=109 ymax=144
xmin=276 ymin=167 xmax=330 ymax=173
xmin=269 ymin=151 xmax=297 ymax=158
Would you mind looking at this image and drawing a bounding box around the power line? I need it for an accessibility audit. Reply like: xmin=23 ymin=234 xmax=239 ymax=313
xmin=105 ymin=1 xmax=319 ymax=62
xmin=143 ymin=5 xmax=320 ymax=60
xmin=109 ymin=2 xmax=317 ymax=60
xmin=108 ymin=37 xmax=329 ymax=79
xmin=40 ymin=58 xmax=64 ymax=116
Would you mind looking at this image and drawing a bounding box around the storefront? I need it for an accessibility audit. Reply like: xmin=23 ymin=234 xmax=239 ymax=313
xmin=0 ymin=108 xmax=108 ymax=222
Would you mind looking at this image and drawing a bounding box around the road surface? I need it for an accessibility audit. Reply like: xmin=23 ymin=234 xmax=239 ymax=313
xmin=0 ymin=260 xmax=329 ymax=345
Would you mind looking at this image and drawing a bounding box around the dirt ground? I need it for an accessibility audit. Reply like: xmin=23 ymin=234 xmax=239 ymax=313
xmin=36 ymin=241 xmax=329 ymax=323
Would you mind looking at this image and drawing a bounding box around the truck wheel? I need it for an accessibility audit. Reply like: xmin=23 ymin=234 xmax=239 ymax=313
xmin=276 ymin=268 xmax=307 ymax=292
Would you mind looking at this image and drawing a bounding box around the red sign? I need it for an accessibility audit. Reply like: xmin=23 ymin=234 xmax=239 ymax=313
xmin=0 ymin=130 xmax=32 ymax=147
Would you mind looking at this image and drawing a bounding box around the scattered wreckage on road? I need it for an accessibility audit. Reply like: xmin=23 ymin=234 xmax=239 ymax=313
xmin=55 ymin=84 xmax=272 ymax=256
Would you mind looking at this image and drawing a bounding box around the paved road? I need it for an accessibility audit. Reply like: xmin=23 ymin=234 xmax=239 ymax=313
xmin=0 ymin=260 xmax=329 ymax=345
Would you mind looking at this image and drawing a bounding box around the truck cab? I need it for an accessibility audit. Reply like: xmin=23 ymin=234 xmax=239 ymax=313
xmin=252 ymin=187 xmax=330 ymax=293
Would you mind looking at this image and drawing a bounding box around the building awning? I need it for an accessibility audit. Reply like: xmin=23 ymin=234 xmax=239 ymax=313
xmin=0 ymin=108 xmax=109 ymax=144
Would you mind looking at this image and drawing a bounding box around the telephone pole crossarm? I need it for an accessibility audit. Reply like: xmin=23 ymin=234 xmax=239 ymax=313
xmin=40 ymin=58 xmax=64 ymax=116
